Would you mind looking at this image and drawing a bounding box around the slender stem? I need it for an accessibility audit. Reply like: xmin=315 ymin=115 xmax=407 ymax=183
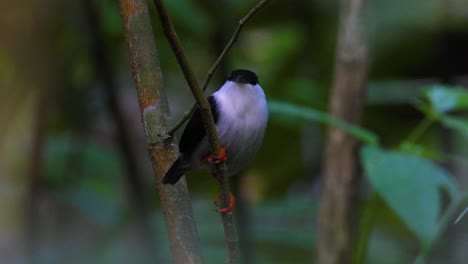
xmin=119 ymin=0 xmax=204 ymax=263
xmin=454 ymin=207 xmax=467 ymax=224
xmin=205 ymin=0 xmax=270 ymax=83
xmin=152 ymin=0 xmax=247 ymax=262
xmin=352 ymin=194 xmax=376 ymax=264
xmin=413 ymin=192 xmax=468 ymax=263
xmin=167 ymin=0 xmax=271 ymax=135
xmin=151 ymin=0 xmax=222 ymax=163
xmin=168 ymin=103 xmax=197 ymax=135
xmin=152 ymin=0 xmax=220 ymax=154
xmin=404 ymin=117 xmax=434 ymax=144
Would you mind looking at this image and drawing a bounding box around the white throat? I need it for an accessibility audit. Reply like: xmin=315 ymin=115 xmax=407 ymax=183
xmin=214 ymin=81 xmax=267 ymax=120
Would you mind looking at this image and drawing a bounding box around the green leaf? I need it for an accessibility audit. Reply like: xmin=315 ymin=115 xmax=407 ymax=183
xmin=439 ymin=115 xmax=468 ymax=137
xmin=268 ymin=100 xmax=379 ymax=145
xmin=399 ymin=142 xmax=446 ymax=160
xmin=361 ymin=146 xmax=459 ymax=249
xmin=424 ymin=85 xmax=468 ymax=114
xmin=367 ymin=80 xmax=428 ymax=105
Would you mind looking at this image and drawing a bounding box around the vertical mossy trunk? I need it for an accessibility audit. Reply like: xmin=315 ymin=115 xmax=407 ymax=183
xmin=119 ymin=1 xmax=204 ymax=263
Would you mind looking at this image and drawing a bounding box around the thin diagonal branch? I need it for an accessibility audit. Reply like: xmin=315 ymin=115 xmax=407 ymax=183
xmin=152 ymin=0 xmax=271 ymax=263
xmin=118 ymin=0 xmax=204 ymax=263
xmin=167 ymin=0 xmax=271 ymax=135
xmin=151 ymin=2 xmax=221 ymax=155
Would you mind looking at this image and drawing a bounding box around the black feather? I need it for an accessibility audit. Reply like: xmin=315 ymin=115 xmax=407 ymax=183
xmin=163 ymin=156 xmax=189 ymax=185
xmin=163 ymin=96 xmax=219 ymax=185
xmin=228 ymin=69 xmax=258 ymax=85
xmin=179 ymin=95 xmax=219 ymax=155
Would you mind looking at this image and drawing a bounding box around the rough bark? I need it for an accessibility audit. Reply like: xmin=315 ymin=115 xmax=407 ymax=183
xmin=150 ymin=1 xmax=270 ymax=259
xmin=83 ymin=0 xmax=156 ymax=257
xmin=152 ymin=1 xmax=268 ymax=262
xmin=118 ymin=1 xmax=204 ymax=263
xmin=316 ymin=0 xmax=368 ymax=263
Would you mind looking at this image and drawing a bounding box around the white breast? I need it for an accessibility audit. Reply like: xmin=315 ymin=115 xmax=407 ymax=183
xmin=192 ymin=81 xmax=268 ymax=176
xmin=215 ymin=82 xmax=268 ymax=175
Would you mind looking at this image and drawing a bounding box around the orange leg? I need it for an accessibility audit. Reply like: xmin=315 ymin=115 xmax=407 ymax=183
xmin=201 ymin=146 xmax=233 ymax=213
xmin=202 ymin=146 xmax=227 ymax=165
xmin=214 ymin=192 xmax=236 ymax=214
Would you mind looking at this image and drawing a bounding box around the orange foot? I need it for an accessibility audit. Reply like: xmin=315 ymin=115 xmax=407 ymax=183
xmin=202 ymin=146 xmax=227 ymax=165
xmin=214 ymin=192 xmax=236 ymax=215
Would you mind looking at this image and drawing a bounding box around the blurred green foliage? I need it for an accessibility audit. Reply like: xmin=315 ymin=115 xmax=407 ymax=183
xmin=362 ymin=146 xmax=458 ymax=248
xmin=2 ymin=0 xmax=468 ymax=263
xmin=269 ymin=100 xmax=379 ymax=145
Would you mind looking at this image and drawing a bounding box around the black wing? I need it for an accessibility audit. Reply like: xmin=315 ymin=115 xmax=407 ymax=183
xmin=179 ymin=95 xmax=219 ymax=155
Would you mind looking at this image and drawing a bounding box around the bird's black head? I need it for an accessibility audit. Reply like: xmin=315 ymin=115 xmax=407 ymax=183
xmin=228 ymin=69 xmax=259 ymax=85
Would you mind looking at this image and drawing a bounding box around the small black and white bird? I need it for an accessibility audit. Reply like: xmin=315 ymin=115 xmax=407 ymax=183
xmin=163 ymin=69 xmax=268 ymax=189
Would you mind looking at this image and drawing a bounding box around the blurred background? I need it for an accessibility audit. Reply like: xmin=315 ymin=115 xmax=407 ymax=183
xmin=1 ymin=0 xmax=467 ymax=263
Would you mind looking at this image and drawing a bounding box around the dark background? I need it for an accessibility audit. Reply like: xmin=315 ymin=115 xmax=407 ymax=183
xmin=0 ymin=0 xmax=467 ymax=263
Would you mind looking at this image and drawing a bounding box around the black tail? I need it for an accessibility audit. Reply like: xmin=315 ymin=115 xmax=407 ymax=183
xmin=163 ymin=157 xmax=189 ymax=185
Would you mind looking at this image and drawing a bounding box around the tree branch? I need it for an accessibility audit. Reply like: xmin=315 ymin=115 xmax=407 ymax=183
xmin=83 ymin=0 xmax=157 ymax=258
xmin=167 ymin=0 xmax=271 ymax=135
xmin=151 ymin=0 xmax=271 ymax=262
xmin=317 ymin=0 xmax=369 ymax=263
xmin=151 ymin=0 xmax=222 ymax=167
xmin=118 ymin=1 xmax=204 ymax=263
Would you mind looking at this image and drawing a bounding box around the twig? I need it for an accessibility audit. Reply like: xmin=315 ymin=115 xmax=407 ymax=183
xmin=454 ymin=207 xmax=467 ymax=224
xmin=403 ymin=117 xmax=434 ymax=144
xmin=151 ymin=0 xmax=221 ymax=159
xmin=118 ymin=0 xmax=204 ymax=263
xmin=351 ymin=193 xmax=377 ymax=264
xmin=152 ymin=0 xmax=273 ymax=262
xmin=152 ymin=0 xmax=234 ymax=259
xmin=167 ymin=0 xmax=271 ymax=135
xmin=413 ymin=192 xmax=468 ymax=263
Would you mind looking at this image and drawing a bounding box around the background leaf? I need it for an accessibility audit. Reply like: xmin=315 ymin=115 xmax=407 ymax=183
xmin=439 ymin=115 xmax=468 ymax=138
xmin=398 ymin=142 xmax=446 ymax=160
xmin=269 ymin=100 xmax=379 ymax=145
xmin=424 ymin=85 xmax=468 ymax=115
xmin=361 ymin=146 xmax=459 ymax=249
